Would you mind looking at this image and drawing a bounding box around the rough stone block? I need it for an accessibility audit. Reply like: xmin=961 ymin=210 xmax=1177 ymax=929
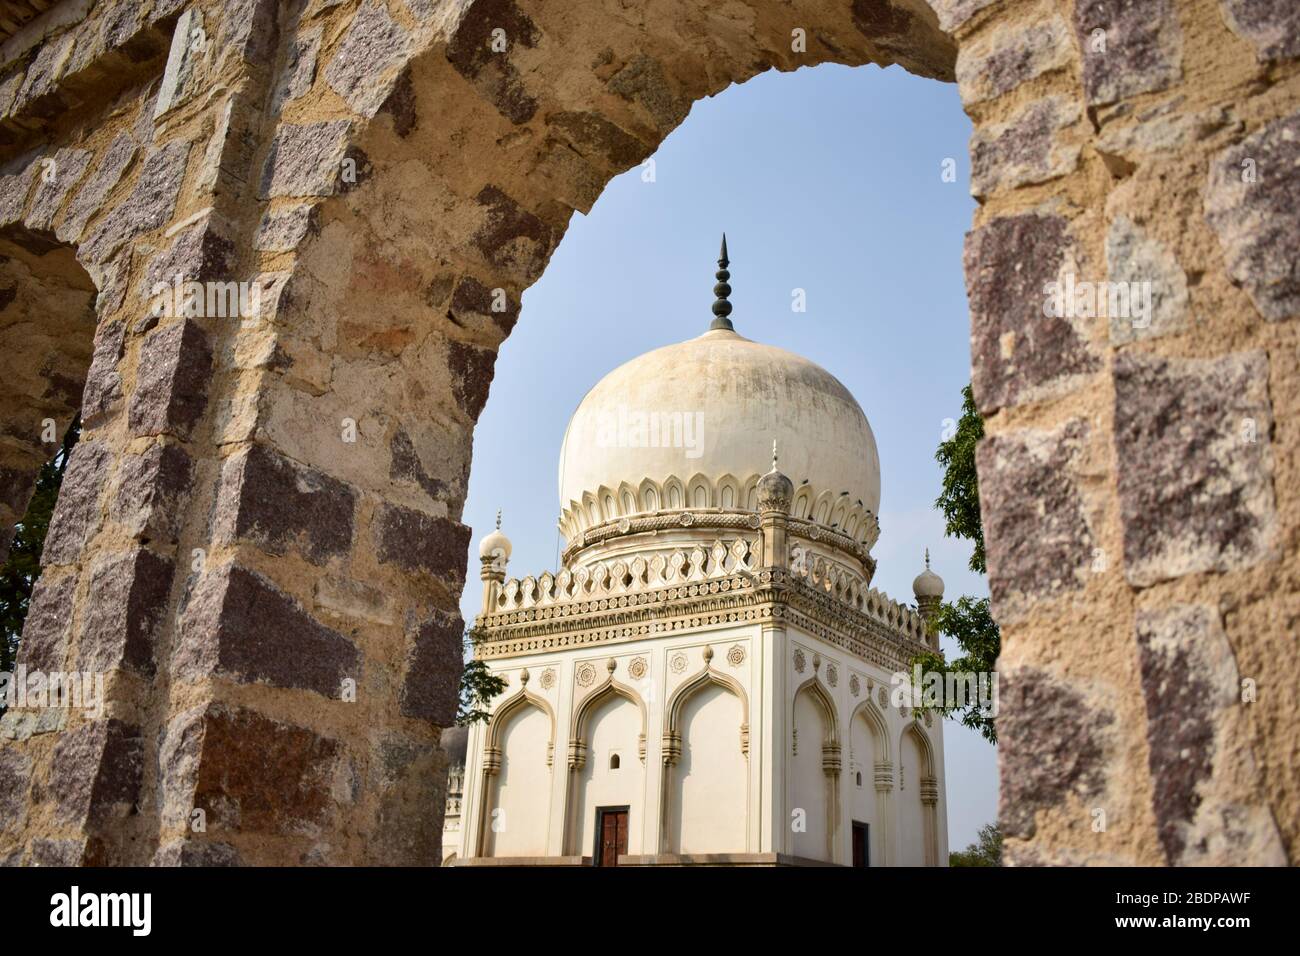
xmin=213 ymin=443 xmax=357 ymax=565
xmin=56 ymin=133 xmax=136 ymax=244
xmin=965 ymin=212 xmax=1099 ymax=413
xmin=78 ymin=547 xmax=174 ymax=675
xmin=1219 ymin=0 xmax=1300 ymax=62
xmin=23 ymin=147 xmax=91 ymax=231
xmin=80 ymin=139 xmax=190 ymax=263
xmin=1105 ymin=215 xmax=1189 ymax=344
xmin=1205 ymin=110 xmax=1300 ymax=322
xmin=0 ymin=749 xmax=31 ymax=834
xmin=1135 ymin=604 xmax=1286 ymax=865
xmin=42 ymin=440 xmax=112 ymax=567
xmin=1114 ymin=350 xmax=1278 ymax=586
xmin=0 ymin=157 xmax=37 ymax=226
xmin=606 ymin=55 xmax=688 ymax=135
xmin=399 ymin=608 xmax=463 ymax=724
xmin=254 ymin=204 xmax=317 ymax=252
xmin=547 ymin=111 xmax=649 ymax=171
xmin=49 ymin=719 xmax=144 ymax=826
xmin=273 ymin=25 xmax=322 ymax=110
xmin=15 ymin=573 xmax=76 ymax=673
xmin=258 ymin=121 xmax=352 ymax=199
xmin=970 ymin=95 xmax=1080 ymax=196
xmin=1074 ymin=0 xmax=1182 ymax=105
xmin=445 ymin=0 xmax=540 ymax=124
xmin=153 ymin=8 xmax=204 ymax=118
xmin=152 ymin=839 xmax=243 ymax=866
xmin=374 ymin=502 xmax=471 ymax=586
xmin=447 ymin=340 xmax=497 ymax=420
xmin=127 ymin=320 xmax=213 ymax=439
xmin=955 ymin=15 xmax=1071 ymax=105
xmin=176 ymin=563 xmax=360 ymax=698
xmin=925 ymin=0 xmax=998 ymax=33
xmin=388 ymin=426 xmax=457 ymax=506
xmin=998 ymin=667 xmax=1114 ymax=840
xmin=471 ymin=185 xmax=553 ymax=280
xmin=448 ymin=274 xmax=519 ymax=338
xmin=110 ymin=442 xmax=193 ymax=545
xmin=160 ymin=703 xmax=345 ymax=836
xmin=143 ymin=217 xmax=237 ymax=291
xmin=324 ymin=0 xmax=412 ymax=118
xmin=81 ymin=318 xmax=127 ymax=425
xmin=977 ymin=420 xmax=1095 ymax=620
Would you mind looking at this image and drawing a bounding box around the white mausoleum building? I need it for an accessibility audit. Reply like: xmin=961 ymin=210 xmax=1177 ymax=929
xmin=447 ymin=240 xmax=948 ymax=866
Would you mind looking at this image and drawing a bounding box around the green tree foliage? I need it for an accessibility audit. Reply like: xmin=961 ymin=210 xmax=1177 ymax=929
xmin=457 ymin=627 xmax=506 ymax=725
xmin=949 ymin=822 xmax=1002 ymax=867
xmin=1 ymin=419 xmax=80 ymax=714
xmin=913 ymin=386 xmax=1000 ymax=745
xmin=936 ymin=385 xmax=986 ymax=575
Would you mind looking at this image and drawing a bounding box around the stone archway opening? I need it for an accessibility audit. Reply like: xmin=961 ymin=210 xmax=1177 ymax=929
xmin=0 ymin=224 xmax=96 ymax=565
xmin=2 ymin=0 xmax=1294 ymax=869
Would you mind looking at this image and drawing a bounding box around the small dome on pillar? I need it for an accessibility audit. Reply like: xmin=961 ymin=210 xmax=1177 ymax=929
xmin=756 ymin=440 xmax=794 ymax=513
xmin=912 ymin=549 xmax=944 ymax=599
xmin=479 ymin=509 xmax=512 ymax=562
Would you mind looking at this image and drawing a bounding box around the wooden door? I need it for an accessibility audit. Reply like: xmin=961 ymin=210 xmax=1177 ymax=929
xmin=852 ymin=822 xmax=869 ymax=868
xmin=596 ymin=807 xmax=629 ymax=866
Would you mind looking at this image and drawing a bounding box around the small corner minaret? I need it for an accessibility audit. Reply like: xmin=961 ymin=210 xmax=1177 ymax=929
xmin=478 ymin=509 xmax=512 ymax=614
xmin=757 ymin=439 xmax=793 ymax=569
xmin=709 ymin=233 xmax=734 ymax=332
xmin=912 ymin=549 xmax=945 ymax=644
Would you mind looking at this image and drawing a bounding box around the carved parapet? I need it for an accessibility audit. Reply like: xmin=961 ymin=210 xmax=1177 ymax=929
xmin=874 ymin=760 xmax=894 ymax=792
xmin=493 ymin=536 xmax=757 ymax=613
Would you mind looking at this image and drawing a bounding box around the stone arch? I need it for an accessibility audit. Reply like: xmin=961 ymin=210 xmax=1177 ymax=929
xmin=792 ymin=674 xmax=840 ymax=862
xmin=0 ymin=0 xmax=1290 ymax=871
xmin=478 ymin=686 xmax=556 ymax=856
xmin=663 ymin=476 xmax=684 ymax=510
xmin=898 ymin=719 xmax=940 ymax=866
xmin=850 ymin=696 xmax=893 ymax=866
xmin=638 ymin=477 xmax=660 ymax=513
xmin=686 ymin=473 xmax=712 ymax=510
xmin=570 ymin=671 xmax=648 ymax=758
xmin=661 ymin=662 xmax=750 ymax=853
xmin=0 ymin=225 xmax=98 ymax=565
xmin=566 ymin=671 xmax=648 ymax=856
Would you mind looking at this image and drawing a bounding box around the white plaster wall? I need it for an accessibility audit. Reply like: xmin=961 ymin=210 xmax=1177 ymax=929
xmin=897 ymin=727 xmax=926 ymax=866
xmin=848 ymin=710 xmax=881 ymax=863
xmin=790 ymin=688 xmax=831 ymax=861
xmin=575 ymin=696 xmax=646 ymax=856
xmin=488 ymin=705 xmax=552 ymax=857
xmin=672 ymin=681 xmax=748 ymax=853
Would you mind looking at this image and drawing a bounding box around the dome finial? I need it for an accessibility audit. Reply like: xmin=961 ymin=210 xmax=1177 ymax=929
xmin=771 ymin=438 xmax=778 ymax=471
xmin=925 ymin=547 xmax=930 ymax=569
xmin=496 ymin=508 xmax=502 ymax=530
xmin=710 ymin=233 xmax=734 ymax=331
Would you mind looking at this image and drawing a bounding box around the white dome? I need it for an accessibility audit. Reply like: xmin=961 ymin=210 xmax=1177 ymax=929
xmin=557 ymin=327 xmax=881 ymax=541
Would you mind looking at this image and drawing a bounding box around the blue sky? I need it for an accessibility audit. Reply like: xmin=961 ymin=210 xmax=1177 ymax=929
xmin=458 ymin=61 xmax=997 ymax=851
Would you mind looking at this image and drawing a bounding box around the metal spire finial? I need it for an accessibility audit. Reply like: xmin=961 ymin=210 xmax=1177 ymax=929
xmin=771 ymin=439 xmax=779 ymax=471
xmin=496 ymin=508 xmax=502 ymax=530
xmin=925 ymin=548 xmax=930 ymax=569
xmin=710 ymin=233 xmax=734 ymax=331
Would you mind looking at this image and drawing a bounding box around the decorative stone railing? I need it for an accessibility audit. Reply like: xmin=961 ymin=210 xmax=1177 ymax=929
xmin=789 ymin=551 xmax=927 ymax=644
xmin=491 ymin=537 xmax=756 ymax=613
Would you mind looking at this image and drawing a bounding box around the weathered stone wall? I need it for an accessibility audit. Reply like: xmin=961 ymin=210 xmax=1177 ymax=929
xmin=0 ymin=0 xmax=1294 ymax=866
